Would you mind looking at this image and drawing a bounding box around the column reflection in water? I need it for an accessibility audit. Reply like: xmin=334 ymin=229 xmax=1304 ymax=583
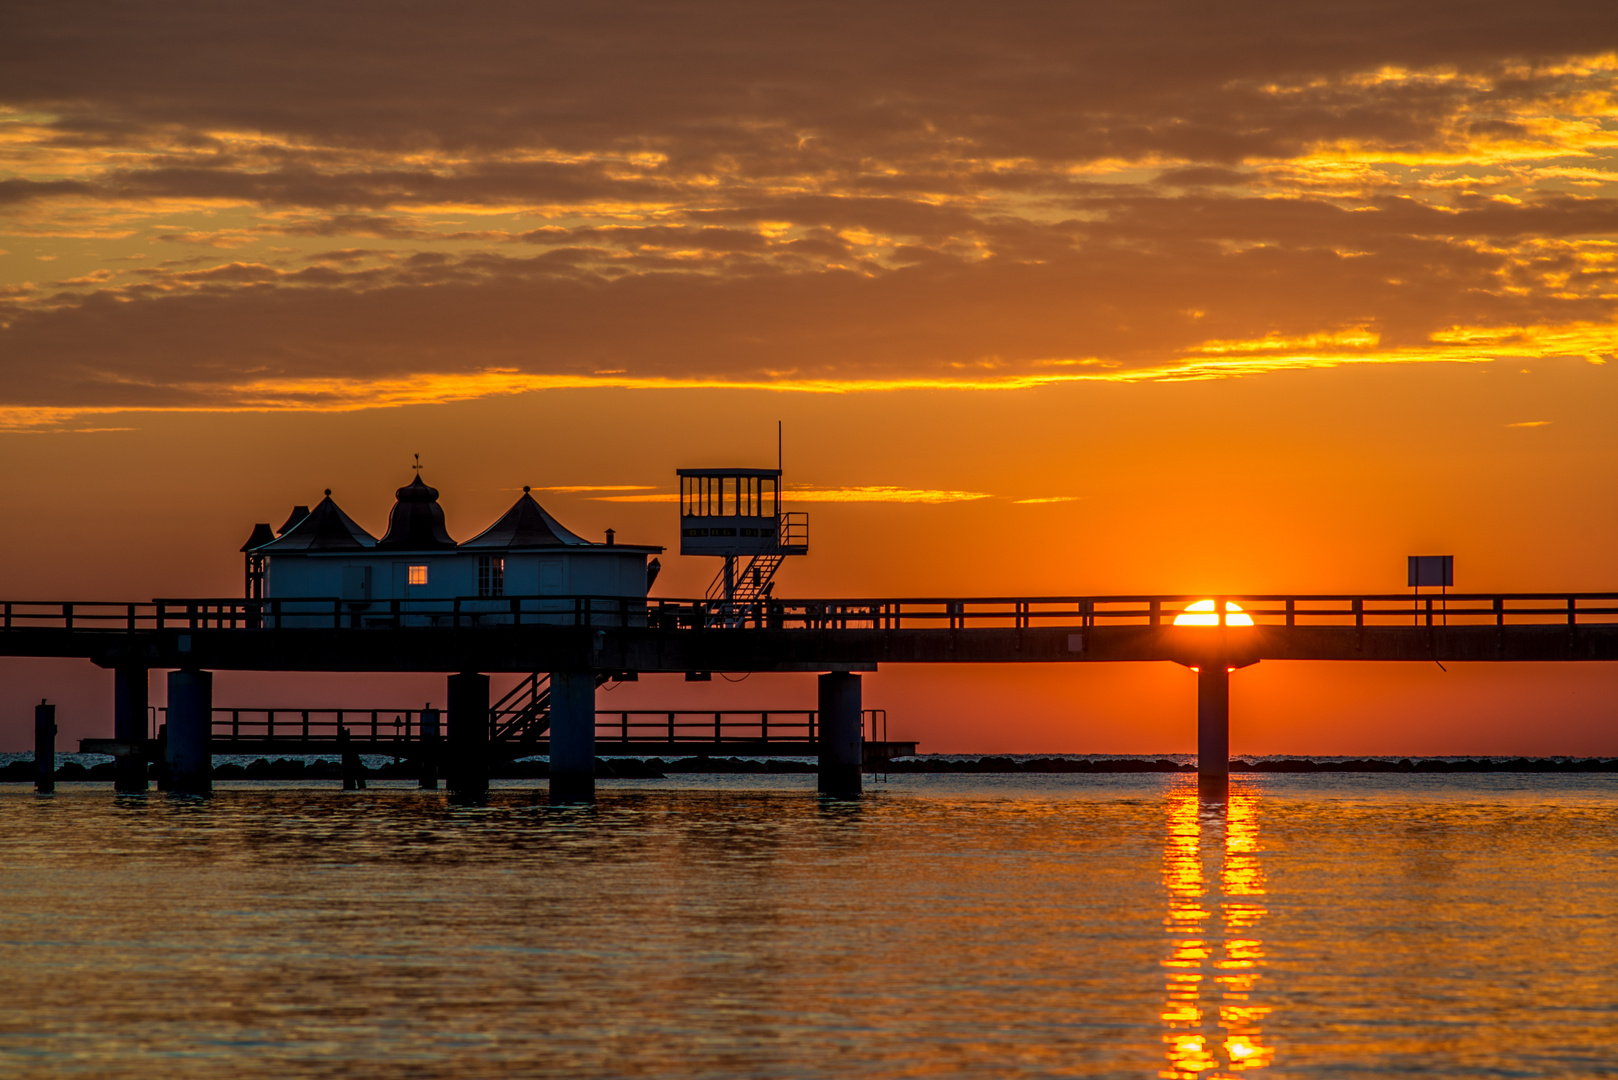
xmin=1160 ymin=779 xmax=1274 ymax=1078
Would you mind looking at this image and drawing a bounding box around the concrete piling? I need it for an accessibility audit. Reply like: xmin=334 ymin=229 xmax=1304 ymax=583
xmin=34 ymin=700 xmax=56 ymax=793
xmin=165 ymin=670 xmax=213 ymax=795
xmin=548 ymin=671 xmax=597 ymax=803
xmin=1197 ymin=663 xmax=1229 ymax=778
xmin=817 ymin=671 xmax=863 ymax=797
xmin=447 ymin=673 xmax=490 ymax=804
xmin=113 ymin=667 xmax=148 ymax=793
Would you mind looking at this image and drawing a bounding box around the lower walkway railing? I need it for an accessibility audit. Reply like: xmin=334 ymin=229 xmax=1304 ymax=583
xmin=141 ymin=706 xmax=890 ymax=749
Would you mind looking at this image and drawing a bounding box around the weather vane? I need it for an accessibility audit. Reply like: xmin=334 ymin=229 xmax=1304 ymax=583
xmin=412 ymin=453 xmax=423 ymax=476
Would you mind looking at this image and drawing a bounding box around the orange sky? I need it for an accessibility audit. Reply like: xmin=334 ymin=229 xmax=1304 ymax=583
xmin=3 ymin=2 xmax=1617 ymax=754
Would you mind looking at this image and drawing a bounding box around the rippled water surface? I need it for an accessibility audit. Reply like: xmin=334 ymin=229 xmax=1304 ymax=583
xmin=1 ymin=774 xmax=1614 ymax=1078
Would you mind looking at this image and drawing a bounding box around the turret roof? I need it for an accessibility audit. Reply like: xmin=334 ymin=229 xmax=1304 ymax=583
xmin=460 ymin=488 xmax=592 ymax=548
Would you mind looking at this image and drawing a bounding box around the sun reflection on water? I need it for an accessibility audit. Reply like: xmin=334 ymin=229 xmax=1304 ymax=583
xmin=1161 ymin=782 xmax=1273 ymax=1077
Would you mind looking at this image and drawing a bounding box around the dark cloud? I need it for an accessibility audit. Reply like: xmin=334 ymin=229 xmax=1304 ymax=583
xmin=1155 ymin=167 xmax=1252 ymax=188
xmin=0 ymin=178 xmax=95 ymax=205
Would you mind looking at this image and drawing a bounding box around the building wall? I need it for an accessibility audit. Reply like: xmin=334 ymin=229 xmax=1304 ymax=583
xmin=264 ymin=549 xmax=652 ymax=626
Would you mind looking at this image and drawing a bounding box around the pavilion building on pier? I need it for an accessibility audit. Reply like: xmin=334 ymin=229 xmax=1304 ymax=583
xmin=242 ymin=476 xmax=661 ymax=625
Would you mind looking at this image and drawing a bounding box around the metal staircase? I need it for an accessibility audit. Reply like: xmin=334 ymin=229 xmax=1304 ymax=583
xmin=491 ymin=672 xmax=550 ymax=744
xmin=706 ymin=553 xmax=785 ymax=604
xmin=489 ymin=671 xmax=613 ymax=748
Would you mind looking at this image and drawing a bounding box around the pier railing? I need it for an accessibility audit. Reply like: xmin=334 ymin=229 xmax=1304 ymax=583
xmin=5 ymin=593 xmax=1618 ymax=633
xmin=148 ymin=706 xmax=887 ymax=749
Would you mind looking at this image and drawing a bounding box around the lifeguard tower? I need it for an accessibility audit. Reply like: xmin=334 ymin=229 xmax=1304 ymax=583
xmin=677 ymin=467 xmax=808 ymax=606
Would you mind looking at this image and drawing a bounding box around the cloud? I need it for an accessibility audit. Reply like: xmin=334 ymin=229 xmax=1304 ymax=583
xmin=540 ymin=485 xmax=657 ymax=492
xmin=785 ymin=486 xmax=993 ymax=503
xmin=3 ymin=2 xmax=1618 ymax=416
xmin=1013 ymin=496 xmax=1081 ymax=504
xmin=1505 ymin=420 xmax=1550 ymax=426
xmin=591 ymin=486 xmax=995 ymax=504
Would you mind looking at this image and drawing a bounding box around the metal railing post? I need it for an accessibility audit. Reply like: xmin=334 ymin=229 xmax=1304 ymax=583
xmin=1285 ymin=599 xmax=1295 ymax=627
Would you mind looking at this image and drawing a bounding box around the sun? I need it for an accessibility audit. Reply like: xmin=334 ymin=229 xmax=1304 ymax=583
xmin=1173 ymin=599 xmax=1255 ymax=626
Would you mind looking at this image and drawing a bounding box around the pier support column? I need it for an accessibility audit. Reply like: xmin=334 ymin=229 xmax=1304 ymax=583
xmin=418 ymin=707 xmax=441 ymax=789
xmin=549 ymin=671 xmax=596 ymax=803
xmin=166 ymin=670 xmax=213 ymax=795
xmin=113 ymin=667 xmax=148 ymax=793
xmin=1197 ymin=663 xmax=1229 ymax=778
xmin=818 ymin=672 xmax=863 ymax=797
xmin=447 ymin=673 xmax=490 ymax=805
xmin=34 ymin=700 xmax=56 ymax=793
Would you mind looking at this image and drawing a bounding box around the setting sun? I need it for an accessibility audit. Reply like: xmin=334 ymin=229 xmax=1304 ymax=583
xmin=1174 ymin=600 xmax=1255 ymax=627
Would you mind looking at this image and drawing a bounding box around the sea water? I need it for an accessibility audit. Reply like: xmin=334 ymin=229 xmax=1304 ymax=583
xmin=0 ymin=774 xmax=1613 ymax=1078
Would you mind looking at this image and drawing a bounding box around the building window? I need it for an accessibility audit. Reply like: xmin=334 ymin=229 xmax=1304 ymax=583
xmin=408 ymin=565 xmax=428 ymax=587
xmin=478 ymin=555 xmax=504 ymax=597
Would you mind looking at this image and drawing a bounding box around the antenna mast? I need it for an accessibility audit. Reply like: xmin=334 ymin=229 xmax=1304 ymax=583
xmin=777 ymin=420 xmax=782 ymax=473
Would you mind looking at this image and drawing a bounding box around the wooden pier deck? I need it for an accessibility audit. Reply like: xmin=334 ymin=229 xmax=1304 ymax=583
xmin=3 ymin=592 xmax=1616 ymax=671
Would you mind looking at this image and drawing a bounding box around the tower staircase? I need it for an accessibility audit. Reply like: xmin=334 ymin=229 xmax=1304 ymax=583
xmin=706 ymin=553 xmax=785 ymax=626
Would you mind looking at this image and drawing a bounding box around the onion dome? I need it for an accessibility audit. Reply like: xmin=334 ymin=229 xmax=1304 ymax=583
xmin=460 ymin=486 xmax=591 ymax=548
xmin=375 ymin=475 xmax=457 ymax=550
xmin=240 ymin=523 xmax=276 ymax=552
xmin=257 ymin=492 xmax=377 ymax=552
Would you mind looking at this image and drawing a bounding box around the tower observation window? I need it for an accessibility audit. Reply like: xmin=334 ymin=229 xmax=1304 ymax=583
xmin=681 ymin=474 xmax=780 ymax=518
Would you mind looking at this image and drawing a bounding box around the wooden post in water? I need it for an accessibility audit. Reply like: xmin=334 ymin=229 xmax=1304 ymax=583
xmin=817 ymin=672 xmax=863 ymax=797
xmin=446 ymin=673 xmax=490 ymax=805
xmin=34 ymin=699 xmax=56 ymax=793
xmin=418 ymin=707 xmax=440 ymax=789
xmin=113 ymin=667 xmax=148 ymax=793
xmin=338 ymin=727 xmax=367 ymax=790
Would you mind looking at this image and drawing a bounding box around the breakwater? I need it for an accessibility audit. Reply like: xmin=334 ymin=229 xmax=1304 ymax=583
xmin=7 ymin=753 xmax=1617 ymax=784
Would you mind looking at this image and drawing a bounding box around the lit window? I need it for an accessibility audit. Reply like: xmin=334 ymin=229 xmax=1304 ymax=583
xmin=477 ymin=555 xmax=504 ymax=597
xmin=408 ymin=565 xmax=428 ymax=587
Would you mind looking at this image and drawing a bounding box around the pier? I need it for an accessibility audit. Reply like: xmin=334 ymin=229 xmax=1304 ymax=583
xmin=3 ymin=590 xmax=1616 ymax=801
